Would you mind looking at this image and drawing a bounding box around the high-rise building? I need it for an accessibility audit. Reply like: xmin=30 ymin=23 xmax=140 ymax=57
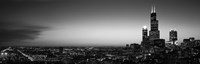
xmin=149 ymin=6 xmax=160 ymax=41
xmin=169 ymin=29 xmax=177 ymax=44
xmin=142 ymin=26 xmax=149 ymax=42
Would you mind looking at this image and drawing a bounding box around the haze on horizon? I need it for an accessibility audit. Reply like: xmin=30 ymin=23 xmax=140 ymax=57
xmin=0 ymin=0 xmax=200 ymax=46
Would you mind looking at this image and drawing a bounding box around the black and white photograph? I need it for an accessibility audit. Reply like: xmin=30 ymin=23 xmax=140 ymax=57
xmin=0 ymin=0 xmax=200 ymax=64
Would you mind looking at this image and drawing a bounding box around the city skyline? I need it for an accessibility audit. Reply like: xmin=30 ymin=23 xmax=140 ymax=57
xmin=1 ymin=0 xmax=200 ymax=46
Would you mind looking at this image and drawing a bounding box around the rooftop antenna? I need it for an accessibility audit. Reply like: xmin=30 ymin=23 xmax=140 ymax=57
xmin=151 ymin=6 xmax=154 ymax=13
xmin=154 ymin=5 xmax=156 ymax=13
xmin=151 ymin=0 xmax=156 ymax=13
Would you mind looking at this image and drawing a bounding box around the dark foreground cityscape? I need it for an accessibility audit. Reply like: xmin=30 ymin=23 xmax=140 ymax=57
xmin=1 ymin=39 xmax=200 ymax=64
xmin=1 ymin=6 xmax=200 ymax=64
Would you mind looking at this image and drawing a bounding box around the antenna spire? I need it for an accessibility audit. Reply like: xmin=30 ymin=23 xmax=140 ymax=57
xmin=151 ymin=6 xmax=154 ymax=13
xmin=151 ymin=5 xmax=156 ymax=13
xmin=154 ymin=5 xmax=156 ymax=13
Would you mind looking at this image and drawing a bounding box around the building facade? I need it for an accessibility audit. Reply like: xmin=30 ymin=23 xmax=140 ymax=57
xmin=142 ymin=26 xmax=149 ymax=42
xmin=149 ymin=6 xmax=160 ymax=41
xmin=169 ymin=30 xmax=178 ymax=44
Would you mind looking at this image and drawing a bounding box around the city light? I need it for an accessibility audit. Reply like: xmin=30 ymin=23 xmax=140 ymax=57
xmin=1 ymin=53 xmax=3 ymax=55
xmin=143 ymin=26 xmax=147 ymax=29
xmin=4 ymin=53 xmax=7 ymax=55
xmin=0 ymin=1 xmax=200 ymax=64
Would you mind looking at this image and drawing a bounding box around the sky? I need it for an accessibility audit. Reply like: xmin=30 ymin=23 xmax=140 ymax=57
xmin=0 ymin=0 xmax=200 ymax=46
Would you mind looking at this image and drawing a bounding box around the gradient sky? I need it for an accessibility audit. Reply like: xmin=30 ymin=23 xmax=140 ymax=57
xmin=0 ymin=0 xmax=200 ymax=46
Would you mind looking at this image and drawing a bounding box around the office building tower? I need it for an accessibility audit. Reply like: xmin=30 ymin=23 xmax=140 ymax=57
xmin=142 ymin=26 xmax=149 ymax=42
xmin=149 ymin=6 xmax=160 ymax=41
xmin=169 ymin=29 xmax=177 ymax=44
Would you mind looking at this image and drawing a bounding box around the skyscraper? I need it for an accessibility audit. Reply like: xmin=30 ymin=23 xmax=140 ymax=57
xmin=142 ymin=26 xmax=149 ymax=42
xmin=149 ymin=6 xmax=160 ymax=41
xmin=169 ymin=29 xmax=177 ymax=44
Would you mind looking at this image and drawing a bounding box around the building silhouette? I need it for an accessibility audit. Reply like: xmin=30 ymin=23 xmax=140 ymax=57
xmin=149 ymin=6 xmax=160 ymax=41
xmin=141 ymin=25 xmax=150 ymax=49
xmin=169 ymin=29 xmax=177 ymax=44
xmin=141 ymin=6 xmax=166 ymax=52
xmin=142 ymin=6 xmax=162 ymax=48
xmin=142 ymin=26 xmax=149 ymax=42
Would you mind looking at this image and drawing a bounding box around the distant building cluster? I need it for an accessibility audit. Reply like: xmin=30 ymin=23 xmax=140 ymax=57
xmin=140 ymin=6 xmax=165 ymax=49
xmin=125 ymin=6 xmax=200 ymax=64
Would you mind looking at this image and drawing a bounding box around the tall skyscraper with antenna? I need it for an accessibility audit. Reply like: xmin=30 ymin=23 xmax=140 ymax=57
xmin=149 ymin=6 xmax=160 ymax=41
